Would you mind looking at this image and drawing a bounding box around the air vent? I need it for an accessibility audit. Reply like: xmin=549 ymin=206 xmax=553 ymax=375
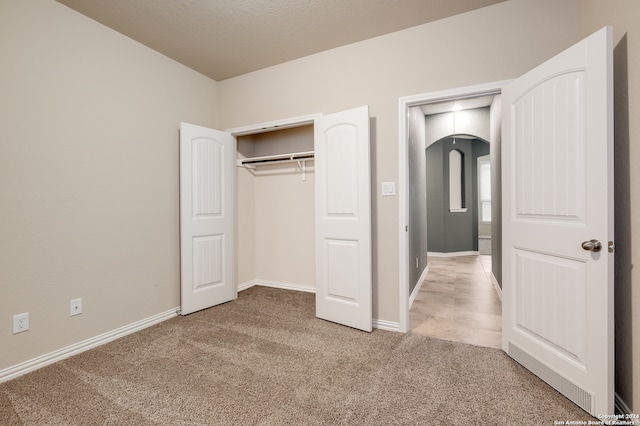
xmin=509 ymin=343 xmax=593 ymax=414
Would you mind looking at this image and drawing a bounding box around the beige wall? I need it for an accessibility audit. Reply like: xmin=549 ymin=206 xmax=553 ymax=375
xmin=0 ymin=0 xmax=218 ymax=370
xmin=254 ymin=166 xmax=315 ymax=286
xmin=219 ymin=0 xmax=580 ymax=322
xmin=577 ymin=0 xmax=640 ymax=412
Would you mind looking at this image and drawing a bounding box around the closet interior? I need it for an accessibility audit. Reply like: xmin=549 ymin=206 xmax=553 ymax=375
xmin=236 ymin=124 xmax=316 ymax=292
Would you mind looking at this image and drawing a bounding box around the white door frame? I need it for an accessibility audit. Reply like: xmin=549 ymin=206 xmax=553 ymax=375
xmin=397 ymin=80 xmax=509 ymax=333
xmin=226 ymin=113 xmax=321 ymax=137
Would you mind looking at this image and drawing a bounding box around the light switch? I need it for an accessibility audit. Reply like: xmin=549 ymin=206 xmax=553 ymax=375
xmin=382 ymin=182 xmax=396 ymax=196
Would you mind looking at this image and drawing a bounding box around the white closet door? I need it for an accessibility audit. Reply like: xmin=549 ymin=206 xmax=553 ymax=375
xmin=315 ymin=106 xmax=372 ymax=332
xmin=180 ymin=122 xmax=235 ymax=315
xmin=502 ymin=27 xmax=613 ymax=415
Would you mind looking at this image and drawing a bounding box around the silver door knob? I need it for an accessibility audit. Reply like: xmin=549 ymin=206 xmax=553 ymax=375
xmin=581 ymin=239 xmax=602 ymax=252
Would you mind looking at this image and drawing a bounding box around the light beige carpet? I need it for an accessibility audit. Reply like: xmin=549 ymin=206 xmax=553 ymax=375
xmin=1 ymin=286 xmax=595 ymax=425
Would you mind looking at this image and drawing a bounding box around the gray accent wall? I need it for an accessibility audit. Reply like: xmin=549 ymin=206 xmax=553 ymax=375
xmin=425 ymin=140 xmax=444 ymax=251
xmin=407 ymin=107 xmax=428 ymax=295
xmin=489 ymin=96 xmax=502 ymax=287
xmin=426 ymin=137 xmax=489 ymax=253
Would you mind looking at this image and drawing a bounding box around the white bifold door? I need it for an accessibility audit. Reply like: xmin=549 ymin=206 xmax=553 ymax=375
xmin=180 ymin=123 xmax=236 ymax=315
xmin=180 ymin=106 xmax=372 ymax=331
xmin=502 ymin=27 xmax=613 ymax=416
xmin=315 ymin=106 xmax=372 ymax=332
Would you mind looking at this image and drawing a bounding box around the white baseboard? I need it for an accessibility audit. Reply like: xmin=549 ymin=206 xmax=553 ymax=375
xmin=0 ymin=307 xmax=179 ymax=384
xmin=409 ymin=265 xmax=429 ymax=309
xmin=238 ymin=279 xmax=395 ymax=331
xmin=373 ymin=319 xmax=401 ymax=332
xmin=238 ymin=279 xmax=257 ymax=292
xmin=491 ymin=273 xmax=502 ymax=302
xmin=238 ymin=279 xmax=315 ymax=293
xmin=428 ymin=251 xmax=479 ymax=257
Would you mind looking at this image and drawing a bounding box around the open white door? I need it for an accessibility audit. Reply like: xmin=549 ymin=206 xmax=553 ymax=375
xmin=315 ymin=106 xmax=372 ymax=332
xmin=180 ymin=122 xmax=235 ymax=315
xmin=502 ymin=27 xmax=613 ymax=415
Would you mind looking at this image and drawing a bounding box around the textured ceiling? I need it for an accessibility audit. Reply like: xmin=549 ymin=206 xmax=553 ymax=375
xmin=55 ymin=0 xmax=505 ymax=81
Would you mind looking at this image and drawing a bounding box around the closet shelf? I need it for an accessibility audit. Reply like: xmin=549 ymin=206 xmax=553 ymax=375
xmin=237 ymin=151 xmax=314 ymax=181
xmin=237 ymin=150 xmax=314 ymax=167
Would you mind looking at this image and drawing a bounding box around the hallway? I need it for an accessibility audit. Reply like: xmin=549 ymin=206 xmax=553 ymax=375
xmin=410 ymin=255 xmax=502 ymax=349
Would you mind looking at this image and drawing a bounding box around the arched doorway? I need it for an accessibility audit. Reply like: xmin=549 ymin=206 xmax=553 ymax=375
xmin=426 ymin=136 xmax=489 ymax=255
xmin=397 ymin=80 xmax=506 ymax=334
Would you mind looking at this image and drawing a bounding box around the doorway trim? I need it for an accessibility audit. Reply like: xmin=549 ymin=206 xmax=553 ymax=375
xmin=225 ymin=112 xmax=321 ymax=298
xmin=397 ymin=80 xmax=510 ymax=333
xmin=226 ymin=113 xmax=321 ymax=137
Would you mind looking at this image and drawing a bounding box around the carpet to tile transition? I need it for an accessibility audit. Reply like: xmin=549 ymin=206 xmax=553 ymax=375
xmin=0 ymin=286 xmax=597 ymax=425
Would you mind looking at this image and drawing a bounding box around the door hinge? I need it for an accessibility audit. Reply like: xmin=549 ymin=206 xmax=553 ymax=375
xmin=608 ymin=241 xmax=615 ymax=253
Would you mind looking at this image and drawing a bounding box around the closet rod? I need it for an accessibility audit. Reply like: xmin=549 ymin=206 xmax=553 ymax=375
xmin=239 ymin=150 xmax=314 ymax=165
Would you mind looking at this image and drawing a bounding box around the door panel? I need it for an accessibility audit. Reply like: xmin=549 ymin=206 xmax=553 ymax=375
xmin=180 ymin=123 xmax=235 ymax=315
xmin=192 ymin=139 xmax=223 ymax=216
xmin=326 ymin=239 xmax=360 ymax=301
xmin=514 ymin=249 xmax=587 ymax=364
xmin=513 ymin=71 xmax=586 ymax=221
xmin=502 ymin=27 xmax=613 ymax=415
xmin=193 ymin=235 xmax=224 ymax=289
xmin=315 ymin=106 xmax=372 ymax=332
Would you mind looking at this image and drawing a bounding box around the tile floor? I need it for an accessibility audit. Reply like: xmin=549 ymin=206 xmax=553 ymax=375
xmin=409 ymin=255 xmax=502 ymax=349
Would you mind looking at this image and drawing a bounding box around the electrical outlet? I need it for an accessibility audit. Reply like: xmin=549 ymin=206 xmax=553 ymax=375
xmin=70 ymin=298 xmax=82 ymax=316
xmin=13 ymin=312 xmax=29 ymax=334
